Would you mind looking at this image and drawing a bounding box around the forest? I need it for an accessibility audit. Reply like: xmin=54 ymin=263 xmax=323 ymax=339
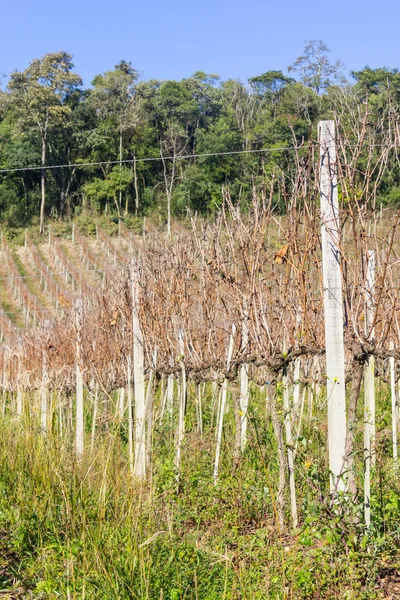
xmin=1 ymin=40 xmax=400 ymax=232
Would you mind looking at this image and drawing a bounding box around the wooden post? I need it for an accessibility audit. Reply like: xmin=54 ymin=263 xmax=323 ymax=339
xmin=319 ymin=120 xmax=347 ymax=495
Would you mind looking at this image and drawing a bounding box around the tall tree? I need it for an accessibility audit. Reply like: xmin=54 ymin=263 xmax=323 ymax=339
xmin=89 ymin=62 xmax=139 ymax=212
xmin=288 ymin=40 xmax=344 ymax=93
xmin=7 ymin=52 xmax=82 ymax=233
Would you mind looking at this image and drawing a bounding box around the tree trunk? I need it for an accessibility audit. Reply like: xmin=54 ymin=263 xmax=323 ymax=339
xmin=133 ymin=154 xmax=139 ymax=216
xmin=113 ymin=194 xmax=121 ymax=218
xmin=119 ymin=130 xmax=123 ymax=212
xmin=60 ymin=167 xmax=76 ymax=218
xmin=40 ymin=137 xmax=46 ymax=235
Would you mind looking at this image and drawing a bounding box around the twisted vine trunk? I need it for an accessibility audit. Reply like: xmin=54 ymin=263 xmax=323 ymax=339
xmin=269 ymin=383 xmax=285 ymax=530
xmin=344 ymin=364 xmax=363 ymax=500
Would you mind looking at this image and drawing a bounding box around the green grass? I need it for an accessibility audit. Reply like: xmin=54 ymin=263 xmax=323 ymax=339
xmin=0 ymin=382 xmax=398 ymax=599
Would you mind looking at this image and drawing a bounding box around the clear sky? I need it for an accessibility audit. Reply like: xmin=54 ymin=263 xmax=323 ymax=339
xmin=1 ymin=0 xmax=398 ymax=86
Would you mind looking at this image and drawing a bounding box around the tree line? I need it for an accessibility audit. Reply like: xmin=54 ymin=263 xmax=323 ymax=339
xmin=1 ymin=40 xmax=400 ymax=232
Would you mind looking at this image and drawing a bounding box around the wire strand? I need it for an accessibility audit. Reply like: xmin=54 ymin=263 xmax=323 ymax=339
xmin=0 ymin=139 xmax=397 ymax=175
xmin=0 ymin=145 xmax=302 ymax=174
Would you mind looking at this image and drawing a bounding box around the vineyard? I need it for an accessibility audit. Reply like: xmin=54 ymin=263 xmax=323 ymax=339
xmin=0 ymin=119 xmax=400 ymax=599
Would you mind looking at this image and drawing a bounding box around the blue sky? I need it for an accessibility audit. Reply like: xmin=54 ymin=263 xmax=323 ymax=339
xmin=1 ymin=0 xmax=398 ymax=86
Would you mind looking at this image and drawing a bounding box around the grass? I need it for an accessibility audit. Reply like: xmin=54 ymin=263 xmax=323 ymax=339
xmin=0 ymin=382 xmax=398 ymax=599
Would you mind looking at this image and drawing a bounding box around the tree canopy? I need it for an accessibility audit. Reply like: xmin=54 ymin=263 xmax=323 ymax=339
xmin=1 ymin=43 xmax=400 ymax=230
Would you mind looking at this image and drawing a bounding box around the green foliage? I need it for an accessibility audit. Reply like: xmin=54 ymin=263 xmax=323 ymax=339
xmin=351 ymin=67 xmax=400 ymax=96
xmin=380 ymin=186 xmax=400 ymax=206
xmin=249 ymin=70 xmax=294 ymax=96
xmin=82 ymin=166 xmax=133 ymax=214
xmin=0 ymin=45 xmax=400 ymax=228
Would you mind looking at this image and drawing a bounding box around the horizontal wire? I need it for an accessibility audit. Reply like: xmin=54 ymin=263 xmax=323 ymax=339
xmin=0 ymin=263 xmax=400 ymax=289
xmin=0 ymin=145 xmax=302 ymax=174
xmin=0 ymin=137 xmax=397 ymax=176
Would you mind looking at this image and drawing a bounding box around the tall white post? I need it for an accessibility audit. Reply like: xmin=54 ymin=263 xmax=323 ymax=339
xmin=365 ymin=250 xmax=376 ymax=465
xmin=390 ymin=342 xmax=398 ymax=461
xmin=175 ymin=330 xmax=186 ymax=478
xmin=283 ymin=363 xmax=298 ymax=528
xmin=167 ymin=375 xmax=174 ymax=416
xmin=132 ymin=260 xmax=146 ymax=479
xmin=364 ymin=250 xmax=376 ymax=527
xmin=118 ymin=387 xmax=125 ymax=420
xmin=319 ymin=120 xmax=347 ymax=495
xmin=16 ymin=357 xmax=23 ymax=421
xmin=214 ymin=324 xmax=236 ymax=485
xmin=145 ymin=347 xmax=157 ymax=472
xmin=240 ymin=301 xmax=249 ymax=452
xmin=75 ymin=298 xmax=84 ymax=457
xmin=127 ymin=355 xmax=134 ymax=476
xmin=41 ymin=351 xmax=48 ymax=434
xmin=91 ymin=383 xmax=99 ymax=450
xmin=196 ymin=383 xmax=203 ymax=436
